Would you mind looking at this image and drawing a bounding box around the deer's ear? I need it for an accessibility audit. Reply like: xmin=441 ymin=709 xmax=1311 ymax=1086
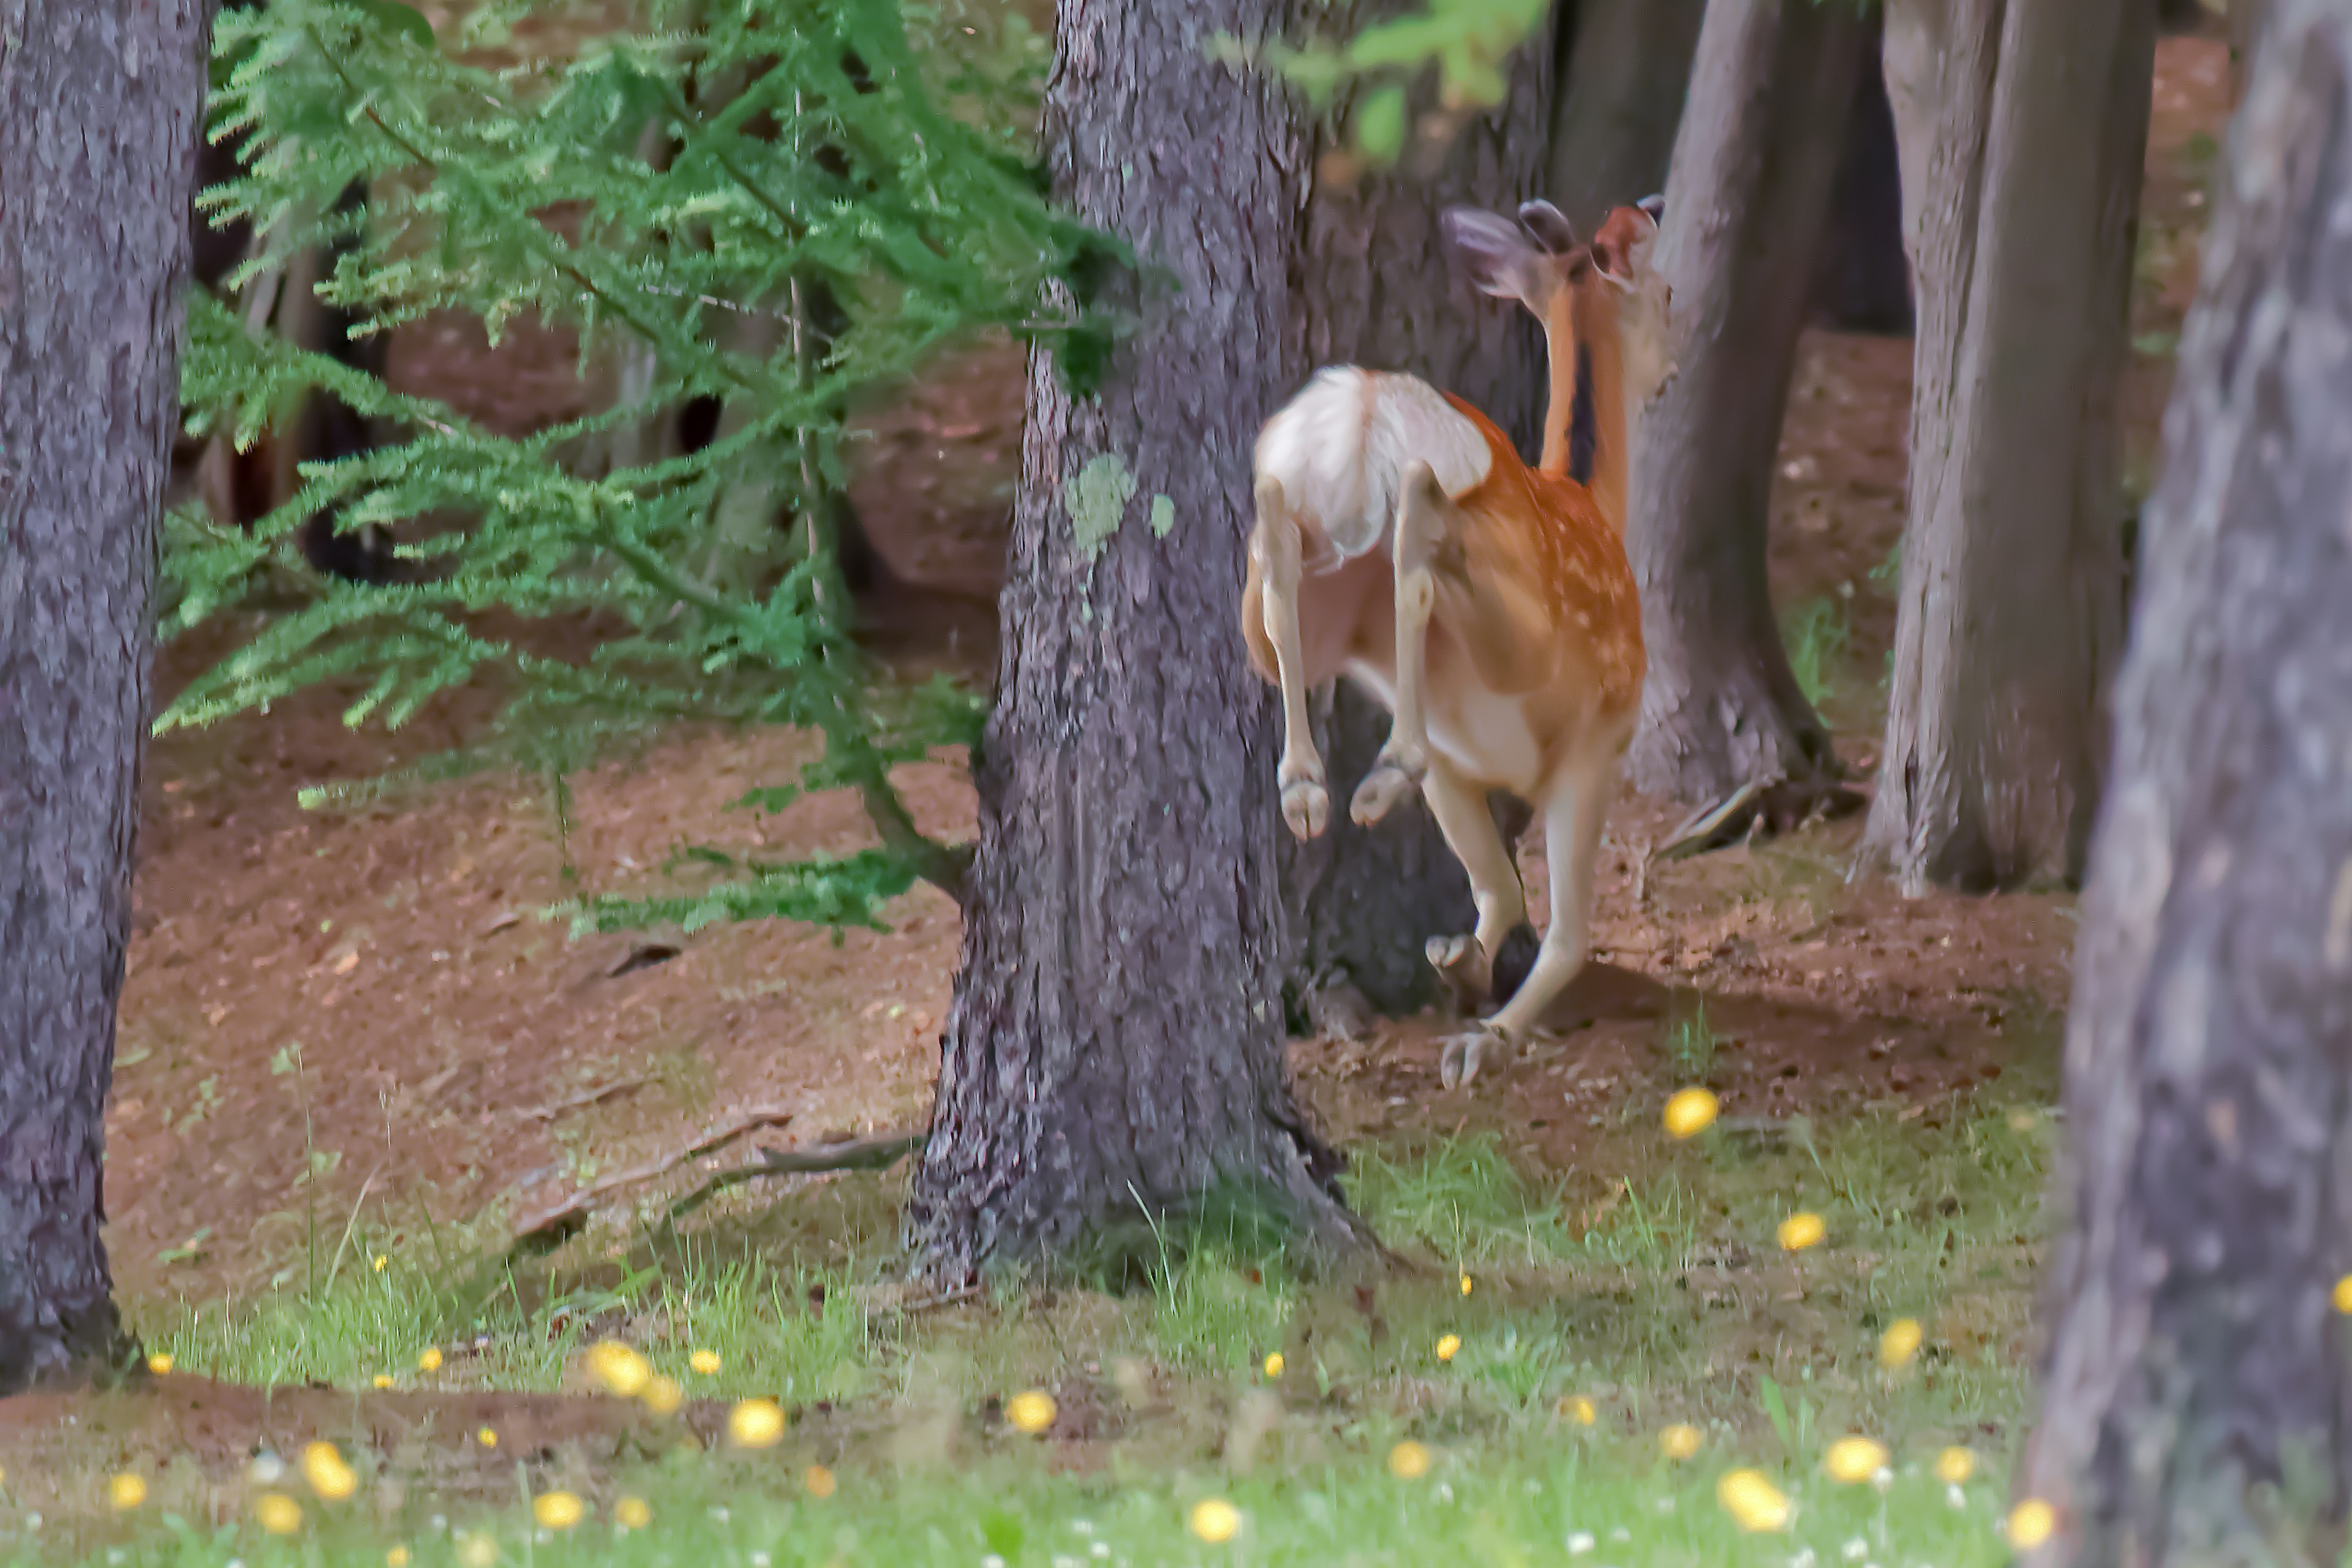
xmin=1515 ymin=200 xmax=1578 ymax=256
xmin=1443 ymin=206 xmax=1546 ymax=302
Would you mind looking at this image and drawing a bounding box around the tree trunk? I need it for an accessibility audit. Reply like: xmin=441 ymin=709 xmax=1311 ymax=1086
xmin=1622 ymin=0 xmax=1865 ymax=824
xmin=2231 ymin=0 xmax=2273 ymax=102
xmin=0 ymin=0 xmax=210 ymax=1391
xmin=1548 ymin=0 xmax=1706 ymax=234
xmin=1278 ymin=2 xmax=1559 ymax=1020
xmin=1864 ymin=0 xmax=2150 ymax=893
xmin=2022 ymin=5 xmax=2352 ymax=1553
xmin=1809 ymin=9 xmax=1915 ymax=336
xmin=905 ymin=0 xmax=1362 ymax=1286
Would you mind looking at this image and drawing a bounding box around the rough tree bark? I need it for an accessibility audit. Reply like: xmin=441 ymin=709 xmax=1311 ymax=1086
xmin=0 ymin=0 xmax=212 ymax=1390
xmin=1278 ymin=2 xmax=1559 ymax=1020
xmin=1623 ymin=0 xmax=1866 ymax=825
xmin=1548 ymin=0 xmax=1706 ymax=234
xmin=1864 ymin=0 xmax=2153 ymax=892
xmin=904 ymin=0 xmax=1362 ymax=1284
xmin=2022 ymin=5 xmax=2352 ymax=1554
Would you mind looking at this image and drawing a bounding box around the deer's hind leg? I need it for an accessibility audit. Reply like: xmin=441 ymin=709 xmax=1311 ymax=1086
xmin=1351 ymin=461 xmax=1446 ymax=827
xmin=1251 ymin=475 xmax=1332 ymax=840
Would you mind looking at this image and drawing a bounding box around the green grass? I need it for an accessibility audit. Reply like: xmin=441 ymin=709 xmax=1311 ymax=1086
xmin=86 ymin=1103 xmax=2054 ymax=1566
xmin=1781 ymin=597 xmax=1852 ymax=711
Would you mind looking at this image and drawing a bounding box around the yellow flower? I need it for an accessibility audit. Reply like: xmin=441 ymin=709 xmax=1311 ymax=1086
xmin=108 ymin=1474 xmax=148 ymax=1511
xmin=1435 ymin=1335 xmax=1461 ymax=1362
xmin=1261 ymin=1352 xmax=1284 ymax=1379
xmin=1778 ymin=1212 xmax=1826 ymax=1251
xmin=1716 ymin=1468 xmax=1791 ymax=1532
xmin=1664 ymin=1087 xmax=1721 ymax=1139
xmin=254 ymin=1492 xmax=304 ymax=1536
xmin=373 ymin=1255 xmax=389 ymax=1273
xmin=417 ymin=1347 xmax=443 ymax=1373
xmin=456 ymin=1532 xmax=499 ymax=1568
xmin=1879 ymin=1317 xmax=1923 ymax=1368
xmin=1823 ymin=1436 xmax=1890 ymax=1483
xmin=373 ymin=1374 xmax=394 ymax=1391
xmin=477 ymin=1426 xmax=497 ymax=1449
xmin=804 ymin=1465 xmax=836 ymax=1499
xmin=532 ymin=1491 xmax=584 ymax=1531
xmin=1006 ymin=1390 xmax=1057 ymax=1434
xmin=641 ymin=1374 xmax=683 ymax=1415
xmin=1935 ymin=1446 xmax=1977 ymax=1485
xmin=2008 ymin=1109 xmax=2038 ymax=1133
xmin=689 ymin=1349 xmax=722 ymax=1376
xmin=301 ymin=1441 xmax=358 ymax=1501
xmin=586 ymin=1340 xmax=652 ymax=1398
xmin=388 ymin=1547 xmax=412 ymax=1568
xmin=1659 ymin=1423 xmax=1703 ymax=1461
xmin=1188 ymin=1498 xmax=1242 ymax=1544
xmin=2333 ymin=1274 xmax=2352 ymax=1315
xmin=1459 ymin=1274 xmax=1474 ymax=1297
xmin=2007 ymin=1498 xmax=2059 ymax=1549
xmin=1559 ymin=1394 xmax=1597 ymax=1427
xmin=614 ymin=1497 xmax=652 ymax=1530
xmin=729 ymin=1397 xmax=785 ymax=1449
xmin=1387 ymin=1441 xmax=1432 ymax=1480
xmin=146 ymin=1352 xmax=173 ymax=1376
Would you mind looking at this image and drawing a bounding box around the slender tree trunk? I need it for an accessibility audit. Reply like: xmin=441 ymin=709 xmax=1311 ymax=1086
xmin=2231 ymin=0 xmax=2274 ymax=101
xmin=1864 ymin=0 xmax=2151 ymax=893
xmin=1548 ymin=0 xmax=1706 ymax=234
xmin=905 ymin=0 xmax=1362 ymax=1285
xmin=1809 ymin=9 xmax=1915 ymax=336
xmin=1278 ymin=2 xmax=1558 ymax=1020
xmin=0 ymin=0 xmax=211 ymax=1391
xmin=1623 ymin=0 xmax=1865 ymax=824
xmin=2024 ymin=6 xmax=2352 ymax=1553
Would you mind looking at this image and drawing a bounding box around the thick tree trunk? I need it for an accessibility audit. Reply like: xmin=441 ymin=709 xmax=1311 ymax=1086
xmin=1865 ymin=0 xmax=2150 ymax=893
xmin=2023 ymin=6 xmax=2352 ymax=1553
xmin=0 ymin=0 xmax=210 ymax=1391
xmin=1623 ymin=0 xmax=1864 ymax=824
xmin=1809 ymin=9 xmax=1915 ymax=336
xmin=905 ymin=0 xmax=1362 ymax=1285
xmin=1548 ymin=0 xmax=1706 ymax=233
xmin=1278 ymin=2 xmax=1558 ymax=1019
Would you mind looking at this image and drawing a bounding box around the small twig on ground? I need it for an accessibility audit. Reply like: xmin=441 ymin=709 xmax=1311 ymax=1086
xmin=666 ymin=1130 xmax=926 ymax=1219
xmin=1657 ymin=779 xmax=1768 ymax=862
xmin=508 ymin=1104 xmax=796 ymax=1246
xmin=516 ymin=1076 xmax=654 ymax=1121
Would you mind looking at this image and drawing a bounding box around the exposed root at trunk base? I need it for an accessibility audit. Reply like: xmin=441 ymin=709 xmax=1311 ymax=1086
xmin=1654 ymin=773 xmax=1866 ymax=861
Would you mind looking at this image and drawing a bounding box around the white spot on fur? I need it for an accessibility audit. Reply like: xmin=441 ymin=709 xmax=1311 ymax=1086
xmin=1255 ymin=368 xmax=1490 ymax=560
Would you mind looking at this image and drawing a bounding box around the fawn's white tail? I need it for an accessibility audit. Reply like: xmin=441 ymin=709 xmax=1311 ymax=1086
xmin=1252 ymin=367 xmax=1493 ymax=562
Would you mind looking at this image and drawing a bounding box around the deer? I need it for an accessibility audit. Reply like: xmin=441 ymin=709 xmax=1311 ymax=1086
xmin=1240 ymin=196 xmax=1673 ymax=1090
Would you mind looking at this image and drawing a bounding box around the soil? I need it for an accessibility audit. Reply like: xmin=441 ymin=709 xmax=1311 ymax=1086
xmin=26 ymin=20 xmax=2234 ymax=1491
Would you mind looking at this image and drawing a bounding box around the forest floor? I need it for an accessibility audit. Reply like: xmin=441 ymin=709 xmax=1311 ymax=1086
xmin=0 ymin=20 xmax=2232 ymax=1568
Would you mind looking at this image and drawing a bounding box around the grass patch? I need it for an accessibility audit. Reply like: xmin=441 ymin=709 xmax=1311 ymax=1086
xmin=103 ymin=1102 xmax=2054 ymax=1564
xmin=1781 ymin=597 xmax=1852 ymax=710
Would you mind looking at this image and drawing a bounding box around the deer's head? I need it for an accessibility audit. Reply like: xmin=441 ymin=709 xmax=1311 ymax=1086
xmin=1441 ymin=197 xmax=1675 ymax=408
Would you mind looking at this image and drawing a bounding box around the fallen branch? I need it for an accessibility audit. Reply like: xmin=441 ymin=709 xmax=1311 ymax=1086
xmin=1656 ymin=779 xmax=1767 ymax=862
xmin=666 ymin=1130 xmax=926 ymax=1219
xmin=508 ymin=1104 xmax=796 ymax=1246
xmin=516 ymin=1076 xmax=653 ymax=1122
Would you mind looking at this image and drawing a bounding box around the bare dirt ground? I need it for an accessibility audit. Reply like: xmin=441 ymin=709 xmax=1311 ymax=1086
xmin=107 ymin=32 xmax=2231 ymax=1396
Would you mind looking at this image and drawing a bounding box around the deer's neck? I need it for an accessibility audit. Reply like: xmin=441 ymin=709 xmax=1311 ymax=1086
xmin=1570 ymin=285 xmax=1632 ymax=531
xmin=1537 ymin=292 xmax=1581 ymax=480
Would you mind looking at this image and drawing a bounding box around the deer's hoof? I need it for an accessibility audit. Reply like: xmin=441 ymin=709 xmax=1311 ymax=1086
xmin=1281 ymin=775 xmax=1331 ymax=840
xmin=1425 ymin=933 xmax=1494 ymax=1012
xmin=1350 ymin=758 xmax=1422 ymax=826
xmin=1439 ymin=1023 xmax=1517 ymax=1091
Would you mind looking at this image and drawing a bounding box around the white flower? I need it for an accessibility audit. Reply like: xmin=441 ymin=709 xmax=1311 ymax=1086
xmin=751 ymin=1556 xmax=770 ymax=1568
xmin=1844 ymin=1540 xmax=1869 ymax=1562
xmin=982 ymin=1558 xmax=1007 ymax=1568
xmin=1436 ymin=1482 xmax=1455 ymax=1504
xmin=1567 ymin=1533 xmax=1596 ymax=1555
xmin=1611 ymin=1526 xmax=1632 ymax=1543
xmin=1947 ymin=1483 xmax=1969 ymax=1509
xmin=1790 ymin=1551 xmax=1816 ymax=1568
xmin=709 ymin=1507 xmax=730 ymax=1524
xmin=1091 ymin=1547 xmax=1110 ymax=1561
xmin=1654 ymin=1494 xmax=1675 ymax=1513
